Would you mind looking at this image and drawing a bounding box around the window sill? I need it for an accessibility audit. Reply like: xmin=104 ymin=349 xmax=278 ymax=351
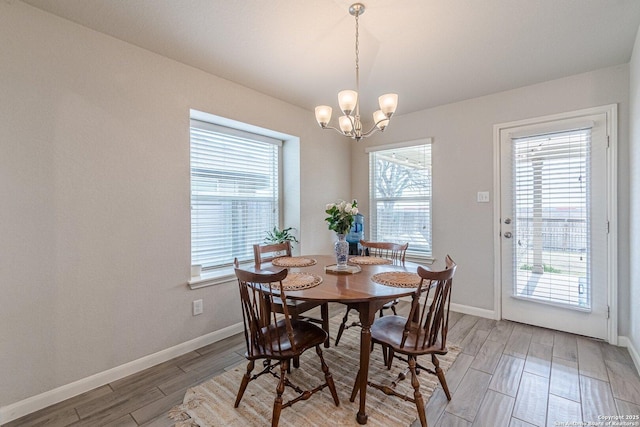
xmin=406 ymin=255 xmax=436 ymax=265
xmin=188 ymin=267 xmax=235 ymax=289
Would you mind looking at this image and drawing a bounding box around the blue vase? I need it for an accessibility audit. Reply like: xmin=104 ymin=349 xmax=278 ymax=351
xmin=335 ymin=233 xmax=349 ymax=269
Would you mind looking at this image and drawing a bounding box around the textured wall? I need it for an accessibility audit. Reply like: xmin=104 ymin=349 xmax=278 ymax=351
xmin=0 ymin=1 xmax=347 ymax=409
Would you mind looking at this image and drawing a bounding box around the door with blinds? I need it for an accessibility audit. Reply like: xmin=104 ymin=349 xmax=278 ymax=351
xmin=498 ymin=108 xmax=614 ymax=340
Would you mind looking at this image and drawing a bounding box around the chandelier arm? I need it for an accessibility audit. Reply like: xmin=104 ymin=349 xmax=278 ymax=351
xmin=361 ymin=127 xmax=381 ymax=138
xmin=345 ymin=114 xmax=360 ymax=138
xmin=360 ymin=119 xmax=389 ymax=137
xmin=320 ymin=125 xmax=351 ymax=137
xmin=348 ymin=114 xmax=357 ymax=127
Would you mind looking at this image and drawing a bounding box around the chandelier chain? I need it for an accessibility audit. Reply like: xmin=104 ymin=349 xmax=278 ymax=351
xmin=354 ymin=10 xmax=360 ymax=117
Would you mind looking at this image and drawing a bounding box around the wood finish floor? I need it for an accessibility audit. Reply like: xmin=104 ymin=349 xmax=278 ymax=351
xmin=5 ymin=303 xmax=640 ymax=427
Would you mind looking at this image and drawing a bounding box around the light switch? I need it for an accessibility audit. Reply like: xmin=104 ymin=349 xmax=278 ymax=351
xmin=477 ymin=191 xmax=490 ymax=203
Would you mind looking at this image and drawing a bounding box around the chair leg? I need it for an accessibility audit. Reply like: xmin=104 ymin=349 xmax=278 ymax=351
xmin=290 ymin=311 xmax=301 ymax=368
xmin=235 ymin=360 xmax=254 ymax=408
xmin=432 ymin=354 xmax=451 ymax=400
xmin=380 ymin=344 xmax=388 ymax=367
xmin=379 ymin=299 xmax=398 ymax=318
xmin=335 ymin=306 xmax=352 ymax=346
xmin=387 ymin=348 xmax=395 ymax=370
xmin=272 ymin=359 xmax=288 ymax=427
xmin=409 ymin=356 xmax=426 ymax=427
xmin=321 ymin=303 xmax=330 ymax=348
xmin=349 ymin=368 xmax=361 ymax=402
xmin=316 ymin=345 xmax=340 ymax=406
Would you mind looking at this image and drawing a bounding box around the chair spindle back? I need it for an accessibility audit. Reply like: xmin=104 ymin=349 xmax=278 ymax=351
xmin=234 ymin=260 xmax=296 ymax=358
xmin=401 ymin=255 xmax=457 ymax=352
xmin=359 ymin=240 xmax=409 ymax=264
xmin=253 ymin=241 xmax=292 ymax=269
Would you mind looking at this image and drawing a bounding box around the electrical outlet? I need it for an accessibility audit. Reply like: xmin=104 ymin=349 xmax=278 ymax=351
xmin=477 ymin=191 xmax=490 ymax=203
xmin=192 ymin=299 xmax=203 ymax=316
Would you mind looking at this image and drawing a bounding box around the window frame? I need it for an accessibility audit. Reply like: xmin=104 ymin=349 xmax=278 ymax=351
xmin=366 ymin=138 xmax=433 ymax=261
xmin=188 ymin=114 xmax=283 ymax=288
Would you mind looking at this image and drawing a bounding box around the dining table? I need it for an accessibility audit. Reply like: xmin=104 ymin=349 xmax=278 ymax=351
xmin=251 ymin=254 xmax=422 ymax=425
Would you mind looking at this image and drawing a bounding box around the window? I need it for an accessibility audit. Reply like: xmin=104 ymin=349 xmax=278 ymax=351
xmin=512 ymin=128 xmax=591 ymax=308
xmin=190 ymin=119 xmax=282 ymax=272
xmin=367 ymin=139 xmax=432 ymax=258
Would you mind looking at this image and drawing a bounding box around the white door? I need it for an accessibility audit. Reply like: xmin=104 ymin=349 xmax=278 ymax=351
xmin=498 ymin=108 xmax=615 ymax=340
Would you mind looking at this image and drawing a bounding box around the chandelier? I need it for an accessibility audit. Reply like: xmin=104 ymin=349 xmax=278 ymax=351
xmin=314 ymin=3 xmax=398 ymax=141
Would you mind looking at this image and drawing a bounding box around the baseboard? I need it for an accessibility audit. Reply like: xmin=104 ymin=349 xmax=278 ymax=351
xmin=0 ymin=322 xmax=244 ymax=425
xmin=398 ymin=296 xmax=496 ymax=320
xmin=449 ymin=303 xmax=496 ymax=320
xmin=618 ymin=336 xmax=640 ymax=375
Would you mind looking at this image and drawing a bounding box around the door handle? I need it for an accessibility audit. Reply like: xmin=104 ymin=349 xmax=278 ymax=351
xmin=504 ymin=232 xmax=512 ymax=238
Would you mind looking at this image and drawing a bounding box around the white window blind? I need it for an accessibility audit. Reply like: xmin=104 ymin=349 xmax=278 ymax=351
xmin=190 ymin=119 xmax=281 ymax=271
xmin=369 ymin=142 xmax=432 ymax=258
xmin=512 ymin=128 xmax=591 ymax=309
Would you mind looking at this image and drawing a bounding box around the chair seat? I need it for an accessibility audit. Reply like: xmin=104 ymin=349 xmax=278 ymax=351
xmin=371 ymin=315 xmax=447 ymax=355
xmin=247 ymin=319 xmax=328 ymax=360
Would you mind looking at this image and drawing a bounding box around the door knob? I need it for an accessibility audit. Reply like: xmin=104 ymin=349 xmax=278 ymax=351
xmin=504 ymin=218 xmax=511 ymax=224
xmin=504 ymin=232 xmax=512 ymax=238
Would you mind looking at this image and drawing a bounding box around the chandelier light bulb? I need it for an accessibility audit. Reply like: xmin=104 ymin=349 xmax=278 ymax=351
xmin=338 ymin=90 xmax=358 ymax=115
xmin=373 ymin=110 xmax=389 ymax=130
xmin=315 ymin=106 xmax=333 ymax=127
xmin=339 ymin=115 xmax=354 ymax=133
xmin=379 ymin=93 xmax=399 ymax=117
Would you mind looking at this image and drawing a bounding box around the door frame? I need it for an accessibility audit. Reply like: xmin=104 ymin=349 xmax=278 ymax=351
xmin=492 ymin=104 xmax=618 ymax=344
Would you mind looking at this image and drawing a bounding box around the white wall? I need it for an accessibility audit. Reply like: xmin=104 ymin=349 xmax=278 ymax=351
xmin=352 ymin=65 xmax=631 ymax=330
xmin=629 ymin=25 xmax=640 ymax=363
xmin=0 ymin=0 xmax=348 ymax=411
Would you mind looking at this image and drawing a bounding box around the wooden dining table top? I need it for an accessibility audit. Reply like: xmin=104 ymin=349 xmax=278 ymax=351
xmin=252 ymin=254 xmax=422 ymax=303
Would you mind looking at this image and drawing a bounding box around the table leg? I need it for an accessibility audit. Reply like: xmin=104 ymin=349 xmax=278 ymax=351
xmin=355 ymin=303 xmax=375 ymax=425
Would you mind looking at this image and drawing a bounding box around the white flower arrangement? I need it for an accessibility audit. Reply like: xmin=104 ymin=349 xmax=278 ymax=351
xmin=325 ymin=199 xmax=359 ymax=235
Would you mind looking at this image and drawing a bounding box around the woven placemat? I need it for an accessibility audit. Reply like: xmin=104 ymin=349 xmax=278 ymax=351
xmin=349 ymin=256 xmax=393 ymax=265
xmin=371 ymin=271 xmax=421 ymax=288
xmin=272 ymin=256 xmax=317 ymax=267
xmin=279 ymin=272 xmax=323 ymax=291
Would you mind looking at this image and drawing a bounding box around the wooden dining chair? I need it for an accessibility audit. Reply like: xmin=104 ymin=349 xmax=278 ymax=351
xmin=254 ymin=242 xmax=330 ymax=351
xmin=360 ymin=240 xmax=409 ymax=265
xmin=334 ymin=240 xmax=409 ymax=346
xmin=253 ymin=241 xmax=292 ymax=269
xmin=233 ymin=259 xmax=340 ymax=427
xmin=351 ymin=255 xmax=457 ymax=427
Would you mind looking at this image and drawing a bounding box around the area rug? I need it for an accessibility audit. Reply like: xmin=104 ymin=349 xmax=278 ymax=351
xmin=169 ymin=316 xmax=460 ymax=427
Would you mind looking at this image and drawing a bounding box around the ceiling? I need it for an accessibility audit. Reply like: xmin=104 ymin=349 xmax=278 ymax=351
xmin=22 ymin=0 xmax=640 ymax=118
